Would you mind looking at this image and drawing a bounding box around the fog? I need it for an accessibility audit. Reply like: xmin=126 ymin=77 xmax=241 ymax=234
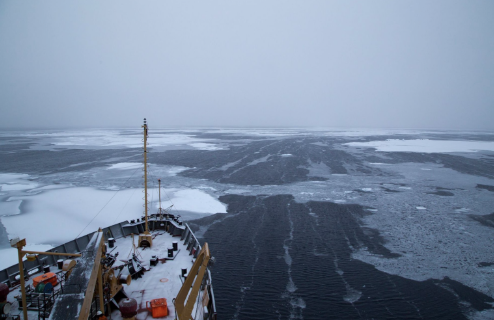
xmin=0 ymin=1 xmax=493 ymax=130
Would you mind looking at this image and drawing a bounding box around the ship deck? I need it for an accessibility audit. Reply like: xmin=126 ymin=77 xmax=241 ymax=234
xmin=110 ymin=230 xmax=198 ymax=320
xmin=6 ymin=229 xmax=200 ymax=320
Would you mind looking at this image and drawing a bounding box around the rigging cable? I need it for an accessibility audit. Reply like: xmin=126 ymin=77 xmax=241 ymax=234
xmin=112 ymin=164 xmax=142 ymax=223
xmin=75 ymin=165 xmax=141 ymax=239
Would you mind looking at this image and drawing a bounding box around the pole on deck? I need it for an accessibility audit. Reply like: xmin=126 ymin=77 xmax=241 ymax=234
xmin=143 ymin=118 xmax=149 ymax=234
xmin=98 ymin=267 xmax=104 ymax=314
xmin=12 ymin=239 xmax=28 ymax=320
xmin=158 ymin=179 xmax=162 ymax=215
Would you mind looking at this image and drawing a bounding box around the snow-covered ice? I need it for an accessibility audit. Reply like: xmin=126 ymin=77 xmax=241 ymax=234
xmin=1 ymin=185 xmax=226 ymax=247
xmin=0 ymin=173 xmax=38 ymax=191
xmin=0 ymin=198 xmax=22 ymax=216
xmin=155 ymin=189 xmax=227 ymax=215
xmin=345 ymin=139 xmax=494 ymax=153
xmin=0 ymin=244 xmax=53 ymax=270
xmin=8 ymin=129 xmax=221 ymax=151
xmin=107 ymin=162 xmax=141 ymax=170
xmin=188 ymin=142 xmax=223 ymax=151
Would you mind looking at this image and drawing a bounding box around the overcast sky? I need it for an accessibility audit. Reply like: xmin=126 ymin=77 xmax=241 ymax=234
xmin=0 ymin=1 xmax=493 ymax=130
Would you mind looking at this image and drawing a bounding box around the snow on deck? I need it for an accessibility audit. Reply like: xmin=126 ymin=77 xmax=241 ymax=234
xmin=110 ymin=230 xmax=197 ymax=320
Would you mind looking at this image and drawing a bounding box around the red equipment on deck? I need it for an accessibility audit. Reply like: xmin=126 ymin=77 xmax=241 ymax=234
xmin=32 ymin=272 xmax=58 ymax=288
xmin=146 ymin=298 xmax=168 ymax=318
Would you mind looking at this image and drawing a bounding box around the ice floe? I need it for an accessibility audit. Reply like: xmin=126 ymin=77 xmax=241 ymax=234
xmin=13 ymin=130 xmax=222 ymax=151
xmin=107 ymin=162 xmax=141 ymax=170
xmin=344 ymin=139 xmax=494 ymax=153
xmin=187 ymin=142 xmax=223 ymax=151
xmin=0 ymin=173 xmax=38 ymax=191
xmin=161 ymin=189 xmax=227 ymax=214
xmin=1 ymin=186 xmax=226 ymax=247
xmin=0 ymin=244 xmax=53 ymax=270
xmin=0 ymin=198 xmax=22 ymax=216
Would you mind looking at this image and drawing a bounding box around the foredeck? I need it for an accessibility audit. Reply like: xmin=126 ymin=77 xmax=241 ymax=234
xmin=110 ymin=230 xmax=197 ymax=320
xmin=5 ymin=218 xmax=214 ymax=320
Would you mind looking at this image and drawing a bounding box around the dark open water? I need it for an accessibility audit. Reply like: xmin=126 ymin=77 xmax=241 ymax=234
xmin=195 ymin=194 xmax=492 ymax=319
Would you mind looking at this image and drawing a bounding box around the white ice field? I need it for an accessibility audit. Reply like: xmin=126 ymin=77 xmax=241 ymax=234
xmin=345 ymin=139 xmax=494 ymax=153
xmin=0 ymin=169 xmax=226 ymax=270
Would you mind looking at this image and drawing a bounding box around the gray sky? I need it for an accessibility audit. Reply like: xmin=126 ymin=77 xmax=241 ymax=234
xmin=0 ymin=1 xmax=493 ymax=130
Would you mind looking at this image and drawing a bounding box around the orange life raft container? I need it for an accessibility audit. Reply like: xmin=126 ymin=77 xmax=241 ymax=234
xmin=33 ymin=272 xmax=58 ymax=288
xmin=146 ymin=298 xmax=168 ymax=318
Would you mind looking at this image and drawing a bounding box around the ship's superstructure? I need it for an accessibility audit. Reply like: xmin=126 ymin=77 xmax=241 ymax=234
xmin=0 ymin=120 xmax=217 ymax=320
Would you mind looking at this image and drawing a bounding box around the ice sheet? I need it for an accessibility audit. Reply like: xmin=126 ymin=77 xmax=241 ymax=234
xmin=0 ymin=173 xmax=31 ymax=184
xmin=52 ymin=132 xmax=220 ymax=150
xmin=187 ymin=143 xmax=223 ymax=151
xmin=107 ymin=162 xmax=142 ymax=170
xmin=160 ymin=189 xmax=227 ymax=214
xmin=0 ymin=198 xmax=22 ymax=216
xmin=345 ymin=139 xmax=494 ymax=153
xmin=7 ymin=129 xmax=221 ymax=151
xmin=0 ymin=244 xmax=53 ymax=270
xmin=0 ymin=173 xmax=38 ymax=191
xmin=1 ymin=186 xmax=226 ymax=246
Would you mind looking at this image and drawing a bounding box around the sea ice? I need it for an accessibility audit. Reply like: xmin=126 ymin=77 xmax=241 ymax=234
xmin=0 ymin=173 xmax=31 ymax=184
xmin=0 ymin=244 xmax=53 ymax=270
xmin=158 ymin=189 xmax=227 ymax=214
xmin=21 ymin=129 xmax=221 ymax=151
xmin=344 ymin=139 xmax=494 ymax=153
xmin=107 ymin=162 xmax=141 ymax=170
xmin=1 ymin=186 xmax=226 ymax=246
xmin=167 ymin=166 xmax=188 ymax=175
xmin=0 ymin=199 xmax=22 ymax=216
xmin=187 ymin=142 xmax=222 ymax=151
xmin=0 ymin=183 xmax=38 ymax=191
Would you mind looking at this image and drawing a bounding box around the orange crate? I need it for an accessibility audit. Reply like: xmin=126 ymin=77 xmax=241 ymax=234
xmin=146 ymin=298 xmax=168 ymax=318
xmin=33 ymin=272 xmax=58 ymax=288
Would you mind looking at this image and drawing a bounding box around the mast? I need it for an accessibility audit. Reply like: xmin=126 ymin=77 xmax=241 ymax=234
xmin=143 ymin=118 xmax=149 ymax=234
xmin=138 ymin=118 xmax=153 ymax=247
xmin=158 ymin=179 xmax=162 ymax=215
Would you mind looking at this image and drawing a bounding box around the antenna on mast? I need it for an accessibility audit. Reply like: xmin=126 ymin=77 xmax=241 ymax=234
xmin=138 ymin=118 xmax=153 ymax=248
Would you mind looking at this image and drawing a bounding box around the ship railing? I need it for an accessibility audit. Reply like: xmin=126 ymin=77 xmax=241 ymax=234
xmin=0 ymin=220 xmax=130 ymax=287
xmin=207 ymin=269 xmax=218 ymax=320
xmin=180 ymin=224 xmax=217 ymax=320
